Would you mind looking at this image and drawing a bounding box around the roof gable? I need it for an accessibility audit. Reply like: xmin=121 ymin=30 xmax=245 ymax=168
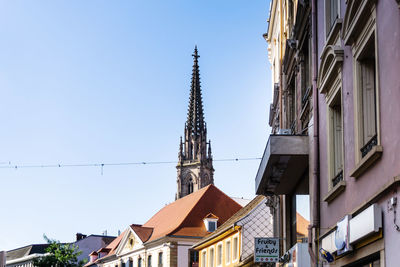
xmin=115 ymin=225 xmax=153 ymax=256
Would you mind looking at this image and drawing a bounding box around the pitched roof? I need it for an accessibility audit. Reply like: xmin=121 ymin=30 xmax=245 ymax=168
xmin=143 ymin=184 xmax=242 ymax=242
xmin=87 ymin=184 xmax=241 ymax=264
xmin=6 ymin=244 xmax=50 ymax=261
xmin=193 ymin=195 xmax=266 ymax=248
xmin=130 ymin=224 xmax=153 ymax=243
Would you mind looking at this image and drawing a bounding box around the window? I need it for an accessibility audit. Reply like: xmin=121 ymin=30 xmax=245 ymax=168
xmin=148 ymin=255 xmax=152 ymax=267
xmin=216 ymin=243 xmax=222 ymax=266
xmin=233 ymin=236 xmax=239 ymax=261
xmin=328 ymin=90 xmax=343 ymax=187
xmin=188 ymin=179 xmax=193 ymax=194
xmin=208 ymin=221 xmax=216 ymax=232
xmin=325 ymin=0 xmax=339 ymax=36
xmin=225 ymin=240 xmax=231 ymax=264
xmin=209 ymin=247 xmax=215 ymax=267
xmin=158 ymin=252 xmax=163 ymax=267
xmin=201 ymin=251 xmax=206 ymax=267
xmin=358 ymin=38 xmax=377 ymax=158
xmin=129 ymin=259 xmax=133 ymax=267
xmin=351 ymin=29 xmax=380 ymax=170
xmin=190 ymin=249 xmax=199 ymax=266
xmin=138 ymin=257 xmax=142 ymax=267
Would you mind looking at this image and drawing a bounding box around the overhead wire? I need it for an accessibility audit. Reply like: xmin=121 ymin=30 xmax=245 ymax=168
xmin=0 ymin=157 xmax=262 ymax=171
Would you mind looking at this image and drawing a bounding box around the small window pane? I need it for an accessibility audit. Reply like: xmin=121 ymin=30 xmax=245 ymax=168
xmin=208 ymin=221 xmax=216 ymax=232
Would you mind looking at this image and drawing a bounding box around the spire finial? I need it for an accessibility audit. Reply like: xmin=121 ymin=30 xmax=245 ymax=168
xmin=186 ymin=45 xmax=205 ymax=136
xmin=192 ymin=46 xmax=200 ymax=64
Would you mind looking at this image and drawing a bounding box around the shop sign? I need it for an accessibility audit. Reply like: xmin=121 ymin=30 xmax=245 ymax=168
xmin=254 ymin=237 xmax=279 ymax=263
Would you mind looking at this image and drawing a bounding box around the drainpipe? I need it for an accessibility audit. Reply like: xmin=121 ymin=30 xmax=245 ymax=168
xmin=309 ymin=0 xmax=320 ymax=266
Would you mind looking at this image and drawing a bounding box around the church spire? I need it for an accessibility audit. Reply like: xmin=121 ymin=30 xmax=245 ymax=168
xmin=176 ymin=46 xmax=214 ymax=200
xmin=186 ymin=46 xmax=205 ymax=136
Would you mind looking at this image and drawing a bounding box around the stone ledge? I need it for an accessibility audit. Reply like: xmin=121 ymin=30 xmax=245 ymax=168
xmin=350 ymin=145 xmax=383 ymax=178
xmin=323 ymin=180 xmax=346 ymax=203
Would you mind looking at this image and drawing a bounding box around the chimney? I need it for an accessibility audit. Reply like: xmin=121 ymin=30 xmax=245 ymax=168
xmin=76 ymin=233 xmax=87 ymax=241
xmin=0 ymin=251 xmax=6 ymax=267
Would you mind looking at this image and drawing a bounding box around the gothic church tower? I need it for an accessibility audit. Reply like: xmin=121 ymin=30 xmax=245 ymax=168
xmin=176 ymin=47 xmax=214 ymax=200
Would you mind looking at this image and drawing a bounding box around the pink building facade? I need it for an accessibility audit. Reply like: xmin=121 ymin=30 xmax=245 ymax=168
xmin=317 ymin=0 xmax=400 ymax=266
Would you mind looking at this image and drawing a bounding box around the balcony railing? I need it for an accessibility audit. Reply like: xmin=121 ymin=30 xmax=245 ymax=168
xmin=361 ymin=134 xmax=377 ymax=158
xmin=332 ymin=170 xmax=343 ymax=187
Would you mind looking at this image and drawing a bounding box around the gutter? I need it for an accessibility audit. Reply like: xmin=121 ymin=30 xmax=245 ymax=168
xmin=309 ymin=0 xmax=320 ymax=266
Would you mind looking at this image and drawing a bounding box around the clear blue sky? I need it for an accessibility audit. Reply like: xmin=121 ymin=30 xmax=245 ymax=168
xmin=0 ymin=0 xmax=273 ymax=250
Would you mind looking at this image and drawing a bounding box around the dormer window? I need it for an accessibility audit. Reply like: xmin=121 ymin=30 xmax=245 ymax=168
xmin=208 ymin=221 xmax=216 ymax=232
xmin=203 ymin=213 xmax=219 ymax=232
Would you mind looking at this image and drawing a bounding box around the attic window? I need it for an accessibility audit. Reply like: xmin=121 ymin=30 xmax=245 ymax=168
xmin=208 ymin=221 xmax=216 ymax=232
xmin=203 ymin=213 xmax=219 ymax=232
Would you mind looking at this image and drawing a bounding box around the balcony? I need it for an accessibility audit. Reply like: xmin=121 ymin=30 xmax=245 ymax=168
xmin=255 ymin=135 xmax=309 ymax=195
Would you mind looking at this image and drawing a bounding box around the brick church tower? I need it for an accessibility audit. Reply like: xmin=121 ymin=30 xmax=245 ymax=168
xmin=176 ymin=47 xmax=214 ymax=200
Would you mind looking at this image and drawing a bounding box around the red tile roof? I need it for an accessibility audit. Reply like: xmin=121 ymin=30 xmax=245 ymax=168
xmin=130 ymin=224 xmax=153 ymax=243
xmin=143 ymin=184 xmax=242 ymax=242
xmin=88 ymin=185 xmax=241 ymax=262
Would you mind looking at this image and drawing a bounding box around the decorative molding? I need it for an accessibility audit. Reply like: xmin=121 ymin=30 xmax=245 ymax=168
xmin=323 ymin=181 xmax=346 ymax=203
xmin=342 ymin=0 xmax=377 ymax=45
xmin=350 ymin=145 xmax=383 ymax=178
xmin=318 ymin=45 xmax=344 ymax=94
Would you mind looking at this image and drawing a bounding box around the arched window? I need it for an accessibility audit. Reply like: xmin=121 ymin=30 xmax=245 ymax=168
xmin=188 ymin=179 xmax=194 ymax=194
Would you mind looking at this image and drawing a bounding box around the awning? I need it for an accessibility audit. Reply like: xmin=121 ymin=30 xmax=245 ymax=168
xmin=255 ymin=135 xmax=309 ymax=195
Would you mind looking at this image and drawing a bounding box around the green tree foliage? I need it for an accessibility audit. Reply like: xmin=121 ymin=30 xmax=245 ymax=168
xmin=33 ymin=235 xmax=87 ymax=267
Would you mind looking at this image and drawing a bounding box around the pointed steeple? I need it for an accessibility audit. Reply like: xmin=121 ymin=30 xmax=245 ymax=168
xmin=176 ymin=46 xmax=214 ymax=200
xmin=186 ymin=46 xmax=205 ymax=136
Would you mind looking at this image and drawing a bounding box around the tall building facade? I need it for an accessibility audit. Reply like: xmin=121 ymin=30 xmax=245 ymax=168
xmin=257 ymin=1 xmax=400 ymax=266
xmin=176 ymin=46 xmax=214 ymax=200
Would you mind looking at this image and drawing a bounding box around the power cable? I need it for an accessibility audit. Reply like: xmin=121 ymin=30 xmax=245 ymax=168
xmin=0 ymin=157 xmax=261 ymax=172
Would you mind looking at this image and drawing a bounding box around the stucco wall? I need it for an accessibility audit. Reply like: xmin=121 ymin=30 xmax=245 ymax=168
xmin=317 ymin=0 xmax=400 ymax=265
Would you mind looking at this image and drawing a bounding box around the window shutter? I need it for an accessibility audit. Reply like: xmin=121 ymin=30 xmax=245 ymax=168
xmin=361 ymin=60 xmax=377 ymax=144
xmin=333 ymin=105 xmax=343 ymax=175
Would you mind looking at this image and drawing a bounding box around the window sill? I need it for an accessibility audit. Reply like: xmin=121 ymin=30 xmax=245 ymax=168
xmin=350 ymin=145 xmax=383 ymax=178
xmin=323 ymin=181 xmax=346 ymax=203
